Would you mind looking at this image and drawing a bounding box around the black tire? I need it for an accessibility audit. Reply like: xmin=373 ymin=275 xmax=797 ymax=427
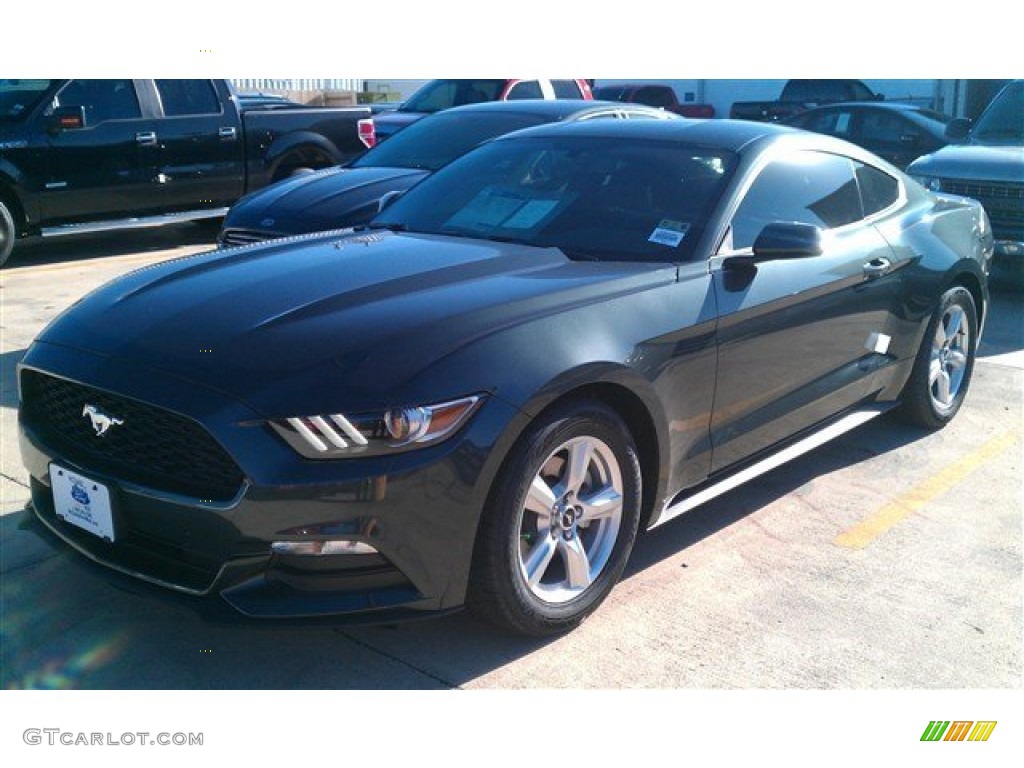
xmin=468 ymin=399 xmax=642 ymax=636
xmin=0 ymin=200 xmax=15 ymax=268
xmin=897 ymin=285 xmax=978 ymax=429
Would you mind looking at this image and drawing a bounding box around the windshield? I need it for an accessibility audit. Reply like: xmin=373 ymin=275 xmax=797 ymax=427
xmin=972 ymin=81 xmax=1024 ymax=143
xmin=0 ymin=79 xmax=58 ymax=122
xmin=592 ymin=86 xmax=630 ymax=101
xmin=372 ymin=135 xmax=737 ymax=263
xmin=401 ymin=79 xmax=506 ymax=114
xmin=351 ymin=111 xmax=551 ymax=171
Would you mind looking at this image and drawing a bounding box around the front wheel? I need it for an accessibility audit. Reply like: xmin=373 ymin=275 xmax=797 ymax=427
xmin=0 ymin=200 xmax=15 ymax=268
xmin=898 ymin=285 xmax=978 ymax=429
xmin=468 ymin=400 xmax=642 ymax=636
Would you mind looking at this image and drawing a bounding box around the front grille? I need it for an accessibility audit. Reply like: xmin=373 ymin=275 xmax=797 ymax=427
xmin=21 ymin=370 xmax=245 ymax=501
xmin=940 ymin=179 xmax=1024 ymax=200
xmin=219 ymin=228 xmax=273 ymax=247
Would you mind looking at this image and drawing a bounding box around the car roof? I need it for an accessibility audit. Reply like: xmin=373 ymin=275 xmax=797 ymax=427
xmin=491 ymin=117 xmax=801 ymax=153
xmin=429 ymin=99 xmax=671 ymax=121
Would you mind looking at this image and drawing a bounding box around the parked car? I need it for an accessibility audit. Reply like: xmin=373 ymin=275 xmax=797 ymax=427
xmin=592 ymin=83 xmax=714 ymax=118
xmin=784 ymin=102 xmax=952 ymax=169
xmin=372 ymin=79 xmax=593 ymax=141
xmin=19 ymin=120 xmax=991 ymax=635
xmin=219 ymin=100 xmax=677 ymax=246
xmin=0 ymin=79 xmax=374 ymax=267
xmin=730 ymin=79 xmax=883 ymax=123
xmin=907 ymin=80 xmax=1024 ymax=266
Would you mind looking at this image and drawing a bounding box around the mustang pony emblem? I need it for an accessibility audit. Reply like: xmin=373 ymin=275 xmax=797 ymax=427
xmin=82 ymin=405 xmax=123 ymax=437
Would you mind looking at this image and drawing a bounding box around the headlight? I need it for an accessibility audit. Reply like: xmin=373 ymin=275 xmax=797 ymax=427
xmin=269 ymin=395 xmax=484 ymax=459
xmin=911 ymin=175 xmax=943 ymax=192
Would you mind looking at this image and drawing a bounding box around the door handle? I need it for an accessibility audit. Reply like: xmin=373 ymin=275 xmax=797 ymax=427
xmin=862 ymin=257 xmax=892 ymax=279
xmin=218 ymin=127 xmax=238 ymax=140
xmin=135 ymin=131 xmax=157 ymax=146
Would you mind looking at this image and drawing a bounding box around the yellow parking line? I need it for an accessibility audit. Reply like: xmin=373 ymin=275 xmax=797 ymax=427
xmin=834 ymin=429 xmax=1020 ymax=550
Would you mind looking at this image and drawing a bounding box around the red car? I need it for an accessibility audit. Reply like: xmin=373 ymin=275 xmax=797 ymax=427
xmin=373 ymin=79 xmax=593 ymax=140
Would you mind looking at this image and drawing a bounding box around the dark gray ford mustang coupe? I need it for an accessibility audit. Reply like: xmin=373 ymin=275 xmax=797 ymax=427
xmin=18 ymin=119 xmax=993 ymax=635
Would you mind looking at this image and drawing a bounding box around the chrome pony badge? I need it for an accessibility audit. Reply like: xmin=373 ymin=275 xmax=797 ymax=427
xmin=82 ymin=404 xmax=124 ymax=437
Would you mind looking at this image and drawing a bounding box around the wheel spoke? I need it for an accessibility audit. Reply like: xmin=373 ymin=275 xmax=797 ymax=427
xmin=525 ymin=476 xmax=557 ymax=522
xmin=523 ymin=536 xmax=558 ymax=587
xmin=946 ymin=349 xmax=968 ymax=372
xmin=579 ymin=485 xmax=622 ymax=522
xmin=934 ymin=367 xmax=952 ymax=405
xmin=562 ymin=439 xmax=594 ymax=496
xmin=559 ymin=536 xmax=592 ymax=589
xmin=944 ymin=308 xmax=965 ymax=344
xmin=928 ymin=357 xmax=943 ymax=386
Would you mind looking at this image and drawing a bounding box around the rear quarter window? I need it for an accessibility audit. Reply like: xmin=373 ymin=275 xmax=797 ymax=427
xmin=551 ymin=80 xmax=585 ymax=99
xmin=855 ymin=163 xmax=900 ymax=215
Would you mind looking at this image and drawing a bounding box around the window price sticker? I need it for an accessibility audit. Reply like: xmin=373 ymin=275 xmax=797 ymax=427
xmin=648 ymin=220 xmax=690 ymax=248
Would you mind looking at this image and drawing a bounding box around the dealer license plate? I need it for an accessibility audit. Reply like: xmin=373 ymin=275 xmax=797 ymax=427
xmin=49 ymin=463 xmax=115 ymax=542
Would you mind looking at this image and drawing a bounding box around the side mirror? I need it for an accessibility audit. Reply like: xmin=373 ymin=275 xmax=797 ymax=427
xmin=751 ymin=222 xmax=823 ymax=260
xmin=945 ymin=118 xmax=971 ymax=142
xmin=377 ymin=189 xmax=403 ymax=212
xmin=47 ymin=105 xmax=86 ymax=133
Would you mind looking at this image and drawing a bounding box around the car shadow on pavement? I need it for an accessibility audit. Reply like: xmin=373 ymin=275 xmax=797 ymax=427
xmin=0 ymin=414 xmax=934 ymax=690
xmin=3 ymin=223 xmax=219 ymax=270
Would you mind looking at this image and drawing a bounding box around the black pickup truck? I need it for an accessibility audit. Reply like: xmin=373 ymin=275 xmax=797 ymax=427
xmin=729 ymin=79 xmax=883 ymax=123
xmin=0 ymin=79 xmax=374 ymax=266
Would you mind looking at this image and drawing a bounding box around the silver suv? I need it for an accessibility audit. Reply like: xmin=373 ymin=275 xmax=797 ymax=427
xmin=908 ymin=80 xmax=1023 ymax=267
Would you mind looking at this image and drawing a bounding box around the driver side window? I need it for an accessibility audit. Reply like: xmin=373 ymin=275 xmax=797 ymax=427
xmin=729 ymin=151 xmax=863 ymax=250
xmin=52 ymin=79 xmax=141 ymax=125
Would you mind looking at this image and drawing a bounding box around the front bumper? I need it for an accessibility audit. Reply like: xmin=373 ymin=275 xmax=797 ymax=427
xmin=17 ymin=343 xmax=522 ymax=621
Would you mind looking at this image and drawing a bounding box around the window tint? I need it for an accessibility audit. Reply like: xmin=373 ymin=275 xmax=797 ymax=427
xmin=351 ymin=111 xmax=548 ymax=171
xmin=855 ymin=163 xmax=900 ymax=215
xmin=506 ymin=81 xmax=544 ymax=100
xmin=858 ymin=111 xmax=915 ymax=144
xmin=592 ymin=86 xmax=629 ymax=102
xmin=634 ymin=86 xmax=674 ymax=108
xmin=551 ymin=80 xmax=584 ymax=99
xmin=803 ymin=109 xmax=853 ymax=139
xmin=54 ymin=80 xmax=141 ymax=124
xmin=783 ymin=80 xmax=846 ymax=102
xmin=403 ymin=80 xmax=506 ymax=113
xmin=850 ymin=81 xmax=875 ymax=100
xmin=731 ymin=152 xmax=863 ymax=250
xmin=155 ymin=80 xmax=221 ymax=116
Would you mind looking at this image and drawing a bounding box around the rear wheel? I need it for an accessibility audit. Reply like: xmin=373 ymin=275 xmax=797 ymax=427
xmin=0 ymin=200 xmax=15 ymax=268
xmin=273 ymin=147 xmax=334 ymax=182
xmin=468 ymin=400 xmax=641 ymax=636
xmin=898 ymin=286 xmax=977 ymax=429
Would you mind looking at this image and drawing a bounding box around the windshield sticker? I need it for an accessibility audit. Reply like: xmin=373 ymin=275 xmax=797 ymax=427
xmin=648 ymin=220 xmax=690 ymax=248
xmin=502 ymin=198 xmax=562 ymax=229
xmin=446 ymin=187 xmax=527 ymax=229
xmin=445 ymin=187 xmax=569 ymax=232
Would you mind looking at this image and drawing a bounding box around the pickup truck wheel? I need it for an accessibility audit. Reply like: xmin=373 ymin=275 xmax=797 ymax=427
xmin=0 ymin=201 xmax=15 ymax=268
xmin=468 ymin=399 xmax=641 ymax=636
xmin=897 ymin=286 xmax=977 ymax=429
xmin=273 ymin=147 xmax=334 ymax=182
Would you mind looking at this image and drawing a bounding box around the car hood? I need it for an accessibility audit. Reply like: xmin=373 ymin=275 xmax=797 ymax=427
xmin=224 ymin=166 xmax=430 ymax=236
xmin=37 ymin=231 xmax=675 ymax=415
xmin=907 ymin=143 xmax=1024 ymax=182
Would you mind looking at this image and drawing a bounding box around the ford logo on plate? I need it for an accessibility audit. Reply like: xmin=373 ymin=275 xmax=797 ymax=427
xmin=71 ymin=480 xmax=91 ymax=506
